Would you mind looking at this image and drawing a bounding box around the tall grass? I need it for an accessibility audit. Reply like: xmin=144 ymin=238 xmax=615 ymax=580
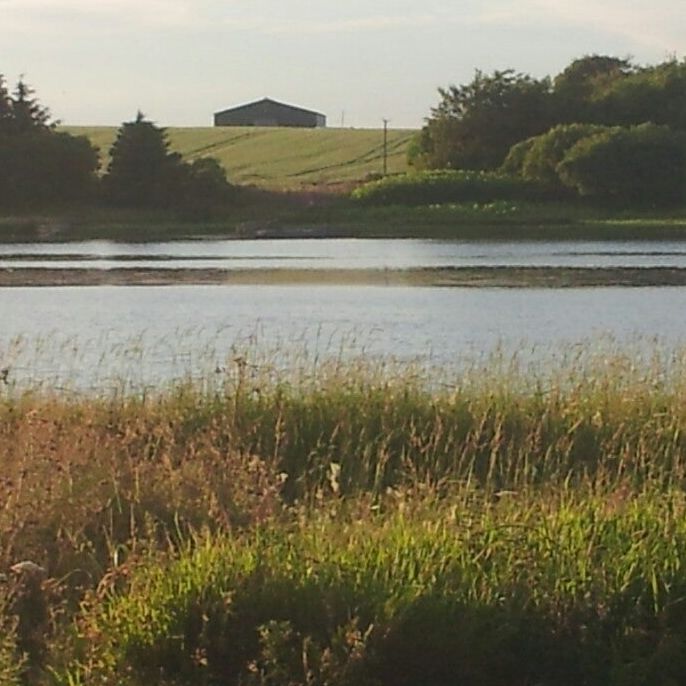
xmin=3 ymin=349 xmax=686 ymax=684
xmin=71 ymin=493 xmax=686 ymax=686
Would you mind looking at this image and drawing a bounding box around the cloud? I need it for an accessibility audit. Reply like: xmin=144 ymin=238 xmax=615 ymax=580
xmin=480 ymin=0 xmax=685 ymax=53
xmin=225 ymin=14 xmax=443 ymax=35
xmin=1 ymin=0 xmax=206 ymax=30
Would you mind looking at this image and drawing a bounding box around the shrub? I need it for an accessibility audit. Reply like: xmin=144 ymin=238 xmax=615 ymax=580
xmin=351 ymin=170 xmax=542 ymax=206
xmin=499 ymin=137 xmax=536 ymax=176
xmin=557 ymin=123 xmax=686 ymax=203
xmin=176 ymin=157 xmax=235 ymax=219
xmin=517 ymin=123 xmax=610 ymax=187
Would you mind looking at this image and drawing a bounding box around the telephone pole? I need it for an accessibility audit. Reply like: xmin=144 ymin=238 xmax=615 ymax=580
xmin=382 ymin=118 xmax=389 ymax=176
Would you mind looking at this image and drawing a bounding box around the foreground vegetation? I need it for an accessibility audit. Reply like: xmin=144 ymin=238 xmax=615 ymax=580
xmin=3 ymin=350 xmax=686 ymax=684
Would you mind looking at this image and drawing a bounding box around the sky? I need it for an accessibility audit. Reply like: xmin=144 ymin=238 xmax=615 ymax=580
xmin=2 ymin=0 xmax=685 ymax=129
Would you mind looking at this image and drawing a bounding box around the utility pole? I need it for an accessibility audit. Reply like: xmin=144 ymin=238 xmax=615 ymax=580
xmin=382 ymin=118 xmax=389 ymax=176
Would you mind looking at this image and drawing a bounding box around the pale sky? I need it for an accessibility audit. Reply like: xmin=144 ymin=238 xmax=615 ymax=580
xmin=2 ymin=0 xmax=685 ymax=129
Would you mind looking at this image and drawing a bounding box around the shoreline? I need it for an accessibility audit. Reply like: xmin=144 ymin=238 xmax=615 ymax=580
xmin=4 ymin=265 xmax=686 ymax=287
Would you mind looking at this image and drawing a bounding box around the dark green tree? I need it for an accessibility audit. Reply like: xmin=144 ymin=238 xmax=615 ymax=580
xmin=412 ymin=70 xmax=555 ymax=170
xmin=0 ymin=74 xmax=98 ymax=208
xmin=553 ymin=55 xmax=635 ymax=122
xmin=104 ymin=112 xmax=184 ymax=208
xmin=0 ymin=75 xmax=13 ymax=133
xmin=104 ymin=112 xmax=234 ymax=214
xmin=10 ymin=78 xmax=52 ymax=134
xmin=590 ymin=59 xmax=686 ymax=129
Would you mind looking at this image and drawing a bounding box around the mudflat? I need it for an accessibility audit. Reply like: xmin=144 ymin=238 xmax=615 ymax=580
xmin=4 ymin=266 xmax=686 ymax=287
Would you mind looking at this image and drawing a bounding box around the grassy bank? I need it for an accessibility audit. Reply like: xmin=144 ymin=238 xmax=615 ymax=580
xmin=5 ymin=196 xmax=686 ymax=243
xmin=3 ymin=351 xmax=686 ymax=683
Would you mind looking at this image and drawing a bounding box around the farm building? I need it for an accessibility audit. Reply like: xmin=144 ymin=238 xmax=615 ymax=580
xmin=214 ymin=98 xmax=326 ymax=128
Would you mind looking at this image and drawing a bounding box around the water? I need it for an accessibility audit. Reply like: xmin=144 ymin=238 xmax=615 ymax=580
xmin=2 ymin=284 xmax=685 ymax=391
xmin=4 ymin=238 xmax=686 ymax=270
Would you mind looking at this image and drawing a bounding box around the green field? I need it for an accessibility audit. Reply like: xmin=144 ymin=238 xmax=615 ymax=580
xmin=64 ymin=125 xmax=415 ymax=189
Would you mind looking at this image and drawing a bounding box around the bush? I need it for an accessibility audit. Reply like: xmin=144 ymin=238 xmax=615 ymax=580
xmin=499 ymin=137 xmax=536 ymax=176
xmin=351 ymin=170 xmax=542 ymax=206
xmin=557 ymin=123 xmax=686 ymax=203
xmin=516 ymin=123 xmax=610 ymax=187
xmin=175 ymin=157 xmax=235 ymax=219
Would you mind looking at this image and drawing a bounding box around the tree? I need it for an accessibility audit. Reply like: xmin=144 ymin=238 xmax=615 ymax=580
xmin=590 ymin=59 xmax=686 ymax=130
xmin=10 ymin=79 xmax=52 ymax=134
xmin=104 ymin=112 xmax=234 ymax=214
xmin=104 ymin=112 xmax=184 ymax=208
xmin=553 ymin=55 xmax=635 ymax=122
xmin=0 ymin=75 xmax=13 ymax=134
xmin=412 ymin=70 xmax=555 ymax=170
xmin=0 ymin=74 xmax=98 ymax=208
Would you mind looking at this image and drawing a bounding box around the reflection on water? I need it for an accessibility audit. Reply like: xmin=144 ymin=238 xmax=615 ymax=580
xmin=1 ymin=284 xmax=685 ymax=391
xmin=4 ymin=238 xmax=686 ymax=270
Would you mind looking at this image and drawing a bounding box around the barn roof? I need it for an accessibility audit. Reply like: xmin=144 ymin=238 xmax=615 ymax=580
xmin=214 ymin=97 xmax=325 ymax=118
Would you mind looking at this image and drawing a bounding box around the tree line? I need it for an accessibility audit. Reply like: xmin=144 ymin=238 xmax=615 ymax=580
xmin=412 ymin=56 xmax=686 ymax=204
xmin=0 ymin=75 xmax=232 ymax=215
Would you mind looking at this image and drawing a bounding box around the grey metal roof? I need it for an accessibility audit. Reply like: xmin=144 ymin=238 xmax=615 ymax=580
xmin=214 ymin=97 xmax=325 ymax=118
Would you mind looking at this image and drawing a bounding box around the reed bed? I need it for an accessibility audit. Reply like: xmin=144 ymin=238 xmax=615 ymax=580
xmin=2 ymin=348 xmax=686 ymax=684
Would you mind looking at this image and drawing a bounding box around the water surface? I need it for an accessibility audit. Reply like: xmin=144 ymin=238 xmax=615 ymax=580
xmin=4 ymin=238 xmax=686 ymax=270
xmin=2 ymin=284 xmax=684 ymax=390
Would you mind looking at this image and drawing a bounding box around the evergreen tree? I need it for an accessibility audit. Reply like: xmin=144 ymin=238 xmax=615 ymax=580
xmin=0 ymin=74 xmax=98 ymax=208
xmin=104 ymin=112 xmax=184 ymax=208
xmin=0 ymin=75 xmax=13 ymax=134
xmin=10 ymin=78 xmax=53 ymax=134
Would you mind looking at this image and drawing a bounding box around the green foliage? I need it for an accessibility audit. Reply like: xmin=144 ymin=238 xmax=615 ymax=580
xmin=0 ymin=131 xmax=99 ymax=207
xmin=0 ymin=74 xmax=99 ymax=208
xmin=104 ymin=112 xmax=184 ymax=209
xmin=557 ymin=123 xmax=686 ymax=203
xmin=351 ymin=170 xmax=541 ymax=206
xmin=514 ymin=123 xmax=610 ymax=187
xmin=588 ymin=59 xmax=686 ymax=130
xmin=104 ymin=113 xmax=233 ymax=214
xmin=416 ymin=70 xmax=555 ymax=170
xmin=177 ymin=157 xmax=235 ymax=219
xmin=498 ymin=137 xmax=536 ymax=176
xmin=553 ymin=55 xmax=635 ymax=122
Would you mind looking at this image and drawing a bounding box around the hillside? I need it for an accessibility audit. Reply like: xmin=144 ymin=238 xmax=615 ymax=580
xmin=64 ymin=125 xmax=416 ymax=190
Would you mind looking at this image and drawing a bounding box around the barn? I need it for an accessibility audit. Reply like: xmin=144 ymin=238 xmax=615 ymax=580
xmin=214 ymin=98 xmax=326 ymax=128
